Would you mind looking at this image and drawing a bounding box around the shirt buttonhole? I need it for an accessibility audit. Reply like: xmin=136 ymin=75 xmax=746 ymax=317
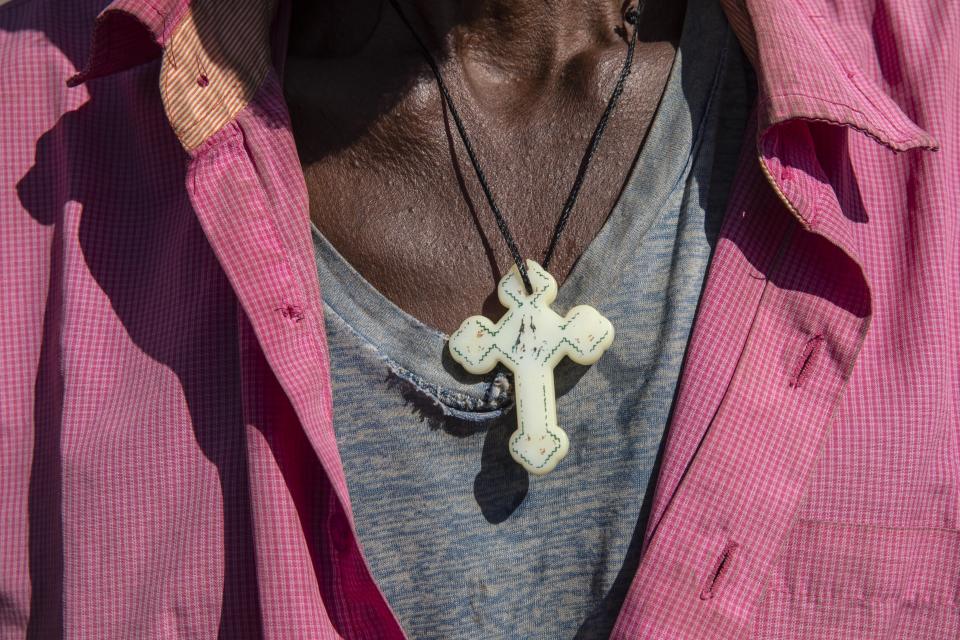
xmin=700 ymin=541 xmax=739 ymax=601
xmin=788 ymin=334 xmax=824 ymax=389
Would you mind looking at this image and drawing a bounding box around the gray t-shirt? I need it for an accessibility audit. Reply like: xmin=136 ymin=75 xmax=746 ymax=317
xmin=312 ymin=0 xmax=754 ymax=637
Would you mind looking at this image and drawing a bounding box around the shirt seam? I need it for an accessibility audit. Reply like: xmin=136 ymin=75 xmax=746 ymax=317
xmin=759 ymin=92 xmax=915 ymax=147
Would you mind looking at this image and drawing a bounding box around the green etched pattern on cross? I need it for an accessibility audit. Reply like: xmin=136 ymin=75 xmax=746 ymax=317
xmin=448 ymin=260 xmax=615 ymax=475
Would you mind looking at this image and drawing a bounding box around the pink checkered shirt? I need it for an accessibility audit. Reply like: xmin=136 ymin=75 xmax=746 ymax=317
xmin=1 ymin=0 xmax=956 ymax=637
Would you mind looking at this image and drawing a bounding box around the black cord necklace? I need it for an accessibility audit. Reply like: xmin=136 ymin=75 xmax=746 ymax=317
xmin=386 ymin=0 xmax=643 ymax=295
xmin=387 ymin=2 xmax=635 ymax=475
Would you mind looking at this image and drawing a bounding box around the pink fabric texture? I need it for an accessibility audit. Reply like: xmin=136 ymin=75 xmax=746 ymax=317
xmin=1 ymin=0 xmax=956 ymax=638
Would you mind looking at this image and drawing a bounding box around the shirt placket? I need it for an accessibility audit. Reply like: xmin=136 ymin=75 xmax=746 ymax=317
xmin=182 ymin=71 xmax=406 ymax=638
xmin=611 ymin=122 xmax=873 ymax=638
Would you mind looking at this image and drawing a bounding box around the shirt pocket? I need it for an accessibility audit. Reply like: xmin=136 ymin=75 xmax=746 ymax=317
xmin=755 ymin=519 xmax=960 ymax=639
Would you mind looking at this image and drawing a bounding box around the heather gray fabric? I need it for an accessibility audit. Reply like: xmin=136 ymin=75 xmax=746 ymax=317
xmin=312 ymin=1 xmax=754 ymax=637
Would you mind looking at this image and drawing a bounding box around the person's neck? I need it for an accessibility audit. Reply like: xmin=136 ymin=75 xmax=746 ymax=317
xmin=288 ymin=0 xmax=633 ymax=79
xmin=402 ymin=0 xmax=629 ymax=78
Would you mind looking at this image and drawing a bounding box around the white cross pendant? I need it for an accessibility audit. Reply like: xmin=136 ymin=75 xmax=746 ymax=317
xmin=449 ymin=260 xmax=614 ymax=475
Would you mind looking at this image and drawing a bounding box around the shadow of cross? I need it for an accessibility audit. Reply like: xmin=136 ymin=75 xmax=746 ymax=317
xmin=449 ymin=260 xmax=615 ymax=475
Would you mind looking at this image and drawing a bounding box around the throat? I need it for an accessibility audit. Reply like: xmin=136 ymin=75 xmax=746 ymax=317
xmin=289 ymin=0 xmax=631 ymax=77
xmin=401 ymin=0 xmax=629 ymax=80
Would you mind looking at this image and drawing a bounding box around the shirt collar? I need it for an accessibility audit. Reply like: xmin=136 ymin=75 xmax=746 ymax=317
xmin=68 ymin=0 xmax=938 ymax=153
xmin=725 ymin=0 xmax=937 ymax=152
xmin=68 ymin=0 xmax=278 ymax=152
xmin=67 ymin=0 xmax=185 ymax=87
